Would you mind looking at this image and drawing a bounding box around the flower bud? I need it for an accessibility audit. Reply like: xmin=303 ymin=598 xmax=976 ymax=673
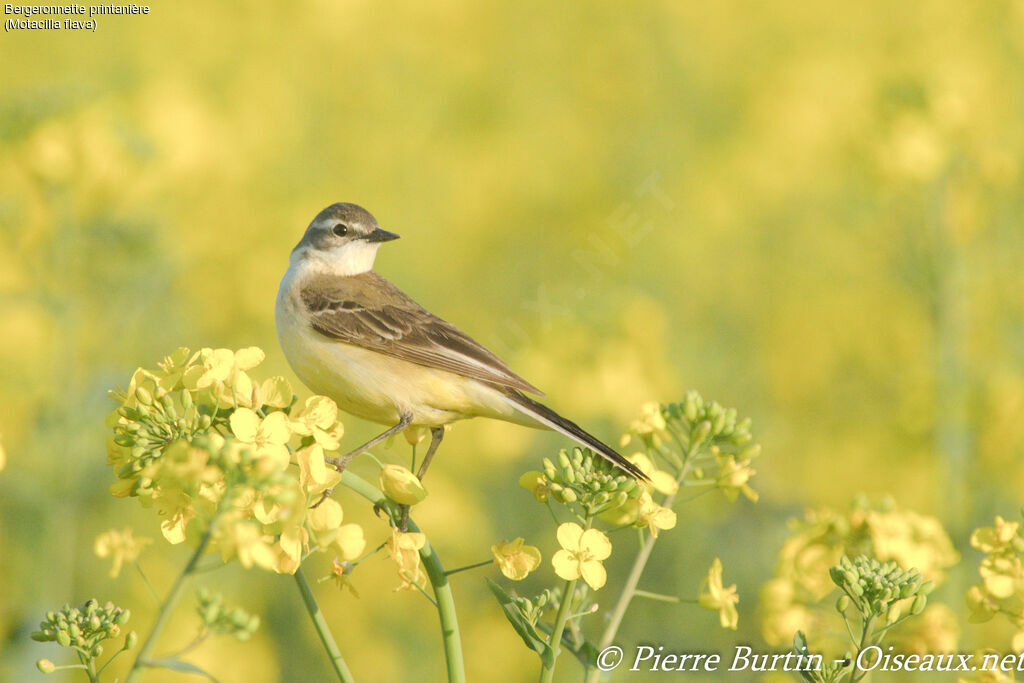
xmin=836 ymin=595 xmax=850 ymax=612
xmin=125 ymin=631 xmax=138 ymax=649
xmin=911 ymin=595 xmax=927 ymax=615
xmin=37 ymin=660 xmax=56 ymax=674
xmin=379 ymin=465 xmax=427 ymax=506
xmin=691 ymin=420 xmax=711 ymax=445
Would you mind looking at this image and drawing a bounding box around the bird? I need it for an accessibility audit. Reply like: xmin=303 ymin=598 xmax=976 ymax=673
xmin=275 ymin=202 xmax=646 ymax=482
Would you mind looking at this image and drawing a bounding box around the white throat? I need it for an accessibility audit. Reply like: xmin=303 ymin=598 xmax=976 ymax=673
xmin=292 ymin=241 xmax=380 ymax=277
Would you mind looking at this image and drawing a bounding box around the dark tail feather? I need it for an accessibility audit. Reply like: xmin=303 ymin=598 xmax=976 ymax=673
xmin=503 ymin=390 xmax=649 ymax=481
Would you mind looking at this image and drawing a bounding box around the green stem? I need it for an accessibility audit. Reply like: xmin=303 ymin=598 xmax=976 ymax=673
xmin=339 ymin=471 xmax=465 ymax=683
xmin=124 ymin=519 xmax=218 ymax=683
xmin=539 ymin=579 xmax=578 ymax=683
xmin=585 ymin=462 xmax=689 ymax=683
xmin=294 ymin=567 xmax=356 ymax=683
xmin=632 ymin=589 xmax=682 ymax=603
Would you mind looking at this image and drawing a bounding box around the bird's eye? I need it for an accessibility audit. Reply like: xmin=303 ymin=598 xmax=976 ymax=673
xmin=332 ymin=224 xmax=348 ymax=237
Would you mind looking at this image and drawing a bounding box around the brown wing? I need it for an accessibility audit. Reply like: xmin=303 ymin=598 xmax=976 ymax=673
xmin=301 ymin=272 xmax=545 ymax=396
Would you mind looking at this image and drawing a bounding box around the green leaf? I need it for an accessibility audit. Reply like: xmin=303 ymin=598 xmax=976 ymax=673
xmin=486 ymin=579 xmax=547 ymax=657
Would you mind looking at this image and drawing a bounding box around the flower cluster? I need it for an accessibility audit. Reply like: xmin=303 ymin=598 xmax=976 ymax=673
xmin=106 ymin=347 xmax=365 ymax=575
xmin=830 ymin=555 xmax=933 ymax=624
xmin=621 ymin=392 xmax=761 ymax=504
xmin=761 ymin=497 xmax=958 ymax=654
xmin=196 ymin=588 xmax=261 ymax=642
xmin=32 ymin=600 xmax=135 ymax=675
xmin=966 ymin=513 xmax=1024 ymax=651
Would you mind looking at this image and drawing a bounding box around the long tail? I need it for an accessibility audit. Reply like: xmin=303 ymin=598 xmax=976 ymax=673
xmin=502 ymin=390 xmax=649 ymax=481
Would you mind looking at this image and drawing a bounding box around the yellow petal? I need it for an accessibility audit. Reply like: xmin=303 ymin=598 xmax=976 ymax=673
xmin=580 ymin=560 xmax=607 ymax=590
xmin=308 ymin=499 xmax=344 ymax=531
xmin=261 ymin=411 xmax=292 ymax=444
xmin=552 ymin=550 xmax=581 ymax=581
xmin=233 ymin=346 xmax=266 ymax=371
xmin=651 ymin=471 xmax=679 ymax=496
xmin=229 ymin=408 xmax=261 ymax=442
xmin=581 ymin=529 xmax=612 ymax=561
xmin=556 ymin=522 xmax=584 ymax=551
xmin=297 ymin=445 xmax=328 ymax=486
xmin=161 ymin=516 xmax=188 ymax=544
xmin=335 ymin=524 xmax=366 ymax=561
xmin=260 ymin=376 xmax=294 ymax=408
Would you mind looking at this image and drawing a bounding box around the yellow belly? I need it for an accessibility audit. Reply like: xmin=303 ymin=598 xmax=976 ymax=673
xmin=276 ymin=305 xmax=527 ymax=428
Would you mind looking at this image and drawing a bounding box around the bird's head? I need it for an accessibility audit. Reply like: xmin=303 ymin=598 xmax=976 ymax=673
xmin=292 ymin=203 xmax=400 ymax=275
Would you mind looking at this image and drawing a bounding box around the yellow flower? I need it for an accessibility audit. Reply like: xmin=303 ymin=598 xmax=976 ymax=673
xmin=219 ymin=521 xmax=278 ymax=571
xmin=491 ymin=538 xmax=542 ymax=580
xmin=628 ymin=453 xmax=678 ymax=495
xmin=290 ymin=396 xmax=344 ymax=450
xmin=94 ymin=528 xmax=152 ymax=577
xmin=867 ymin=508 xmax=960 ymax=582
xmin=635 ymin=492 xmax=677 ymax=537
xmin=518 ymin=470 xmax=552 ymax=503
xmin=331 ymin=558 xmax=359 ymax=596
xmin=259 ymin=376 xmax=294 ymax=409
xmin=379 ymin=464 xmax=427 ymax=505
xmin=335 ymin=523 xmax=366 ymax=561
xmin=296 ymin=444 xmax=329 ymax=489
xmin=971 ymin=516 xmax=1021 ymax=554
xmin=387 ymin=527 xmax=427 ymax=590
xmin=153 ymin=347 xmax=199 ymax=393
xmin=715 ymin=455 xmax=758 ymax=502
xmin=552 ymin=523 xmax=612 ymax=590
xmin=979 ymin=555 xmax=1024 ymax=599
xmin=182 ymin=347 xmax=265 ymax=391
xmin=698 ymin=557 xmax=739 ymax=630
xmin=620 ymin=402 xmax=668 ymax=447
xmin=307 ymin=499 xmax=344 ymax=536
xmin=229 ymin=408 xmax=291 ymax=470
xmin=275 ymin=524 xmax=310 ymax=574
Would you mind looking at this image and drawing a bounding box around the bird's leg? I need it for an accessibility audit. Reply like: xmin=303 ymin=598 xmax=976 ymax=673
xmin=416 ymin=427 xmax=445 ymax=480
xmin=325 ymin=413 xmax=413 ymax=473
xmin=398 ymin=427 xmax=445 ymax=530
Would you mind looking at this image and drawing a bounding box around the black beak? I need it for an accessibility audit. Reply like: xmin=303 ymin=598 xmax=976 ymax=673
xmin=364 ymin=227 xmax=401 ymax=243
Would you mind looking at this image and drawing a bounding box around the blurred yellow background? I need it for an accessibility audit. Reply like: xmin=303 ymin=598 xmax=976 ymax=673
xmin=2 ymin=1 xmax=1023 ymax=681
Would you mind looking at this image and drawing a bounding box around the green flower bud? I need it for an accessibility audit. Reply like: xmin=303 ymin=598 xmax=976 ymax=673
xmin=36 ymin=660 xmax=56 ymax=674
xmin=135 ymin=387 xmax=153 ymax=406
xmin=911 ymin=595 xmax=927 ymax=615
xmin=557 ymin=451 xmax=571 ymax=469
xmin=683 ymin=393 xmax=699 ymax=421
xmin=691 ymin=420 xmax=711 ymax=445
xmin=125 ymin=631 xmax=138 ymax=649
xmin=836 ymin=595 xmax=850 ymax=612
